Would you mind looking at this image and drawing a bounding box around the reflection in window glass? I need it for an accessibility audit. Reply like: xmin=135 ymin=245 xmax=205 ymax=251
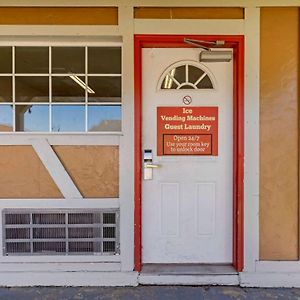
xmin=0 ymin=77 xmax=12 ymax=102
xmin=52 ymin=76 xmax=85 ymax=102
xmin=0 ymin=45 xmax=122 ymax=133
xmin=88 ymin=47 xmax=121 ymax=74
xmin=88 ymin=77 xmax=121 ymax=102
xmin=15 ymin=105 xmax=49 ymax=132
xmin=15 ymin=76 xmax=49 ymax=103
xmin=0 ymin=47 xmax=12 ymax=73
xmin=52 ymin=105 xmax=85 ymax=132
xmin=173 ymin=65 xmax=186 ymax=83
xmin=88 ymin=105 xmax=121 ymax=132
xmin=196 ymin=75 xmax=213 ymax=89
xmin=15 ymin=47 xmax=49 ymax=74
xmin=161 ymin=74 xmax=178 ymax=89
xmin=0 ymin=105 xmax=13 ymax=131
xmin=52 ymin=47 xmax=85 ymax=74
xmin=188 ymin=65 xmax=204 ymax=83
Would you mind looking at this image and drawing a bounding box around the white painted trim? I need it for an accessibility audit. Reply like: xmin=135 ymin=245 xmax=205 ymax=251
xmin=256 ymin=261 xmax=300 ymax=273
xmin=0 ymin=0 xmax=299 ymax=8
xmin=0 ymin=0 xmax=121 ymax=6
xmin=240 ymin=272 xmax=300 ymax=288
xmin=118 ymin=4 xmax=135 ymax=272
xmin=31 ymin=138 xmax=82 ymax=199
xmin=134 ymin=19 xmax=245 ymax=35
xmin=133 ymin=0 xmax=300 ymax=7
xmin=253 ymin=0 xmax=300 ymax=6
xmin=0 ymin=204 xmax=120 ymax=264
xmin=0 ymin=271 xmax=138 ymax=287
xmin=243 ymin=7 xmax=260 ymax=273
xmin=0 ymin=134 xmax=120 ymax=145
xmin=3 ymin=270 xmax=300 ymax=287
xmin=0 ymin=0 xmax=299 ymax=7
xmin=139 ymin=274 xmax=239 ymax=285
xmin=0 ymin=262 xmax=120 ymax=272
xmin=0 ymin=26 xmax=120 ymax=37
xmin=0 ymin=199 xmax=120 ymax=207
xmin=133 ymin=0 xmax=246 ymax=6
xmin=0 ymin=256 xmax=121 ymax=263
xmin=0 ymin=36 xmax=122 ymax=45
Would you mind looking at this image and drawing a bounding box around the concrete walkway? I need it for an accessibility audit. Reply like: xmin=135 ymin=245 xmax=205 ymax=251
xmin=0 ymin=286 xmax=300 ymax=300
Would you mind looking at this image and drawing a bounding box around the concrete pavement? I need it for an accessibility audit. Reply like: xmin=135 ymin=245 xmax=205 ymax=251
xmin=0 ymin=286 xmax=300 ymax=300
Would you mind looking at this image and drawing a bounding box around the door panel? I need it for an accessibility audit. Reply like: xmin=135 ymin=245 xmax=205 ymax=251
xmin=161 ymin=182 xmax=179 ymax=236
xmin=142 ymin=48 xmax=233 ymax=264
xmin=196 ymin=182 xmax=216 ymax=236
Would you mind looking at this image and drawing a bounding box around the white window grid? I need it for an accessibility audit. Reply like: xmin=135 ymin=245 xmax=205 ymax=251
xmin=158 ymin=61 xmax=215 ymax=91
xmin=0 ymin=45 xmax=122 ymax=132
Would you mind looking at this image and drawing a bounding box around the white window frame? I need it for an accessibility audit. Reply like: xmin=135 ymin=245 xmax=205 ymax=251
xmin=0 ymin=40 xmax=123 ymax=134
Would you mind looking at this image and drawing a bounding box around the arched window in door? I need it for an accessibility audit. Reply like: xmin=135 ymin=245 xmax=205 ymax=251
xmin=159 ymin=61 xmax=215 ymax=90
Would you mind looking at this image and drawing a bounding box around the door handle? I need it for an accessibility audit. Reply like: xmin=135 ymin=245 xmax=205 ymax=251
xmin=143 ymin=149 xmax=161 ymax=180
xmin=145 ymin=164 xmax=161 ymax=169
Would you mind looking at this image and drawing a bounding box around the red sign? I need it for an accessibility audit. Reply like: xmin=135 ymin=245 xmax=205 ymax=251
xmin=157 ymin=107 xmax=218 ymax=156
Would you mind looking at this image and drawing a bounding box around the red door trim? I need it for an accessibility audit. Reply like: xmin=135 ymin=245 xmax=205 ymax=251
xmin=134 ymin=34 xmax=244 ymax=272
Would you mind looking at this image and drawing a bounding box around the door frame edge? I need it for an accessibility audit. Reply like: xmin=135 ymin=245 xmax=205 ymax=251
xmin=134 ymin=34 xmax=245 ymax=272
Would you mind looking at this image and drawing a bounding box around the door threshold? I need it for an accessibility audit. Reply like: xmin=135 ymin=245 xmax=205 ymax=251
xmin=141 ymin=263 xmax=237 ymax=276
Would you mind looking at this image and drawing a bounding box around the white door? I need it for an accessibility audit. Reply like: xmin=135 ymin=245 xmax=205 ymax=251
xmin=142 ymin=48 xmax=233 ymax=264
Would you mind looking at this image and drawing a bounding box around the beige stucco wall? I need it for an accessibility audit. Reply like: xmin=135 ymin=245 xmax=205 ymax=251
xmin=260 ymin=7 xmax=299 ymax=260
xmin=54 ymin=146 xmax=119 ymax=198
xmin=0 ymin=146 xmax=62 ymax=198
xmin=0 ymin=145 xmax=119 ymax=199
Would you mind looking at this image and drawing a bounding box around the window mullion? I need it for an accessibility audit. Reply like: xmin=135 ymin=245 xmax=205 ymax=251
xmin=12 ymin=46 xmax=15 ymax=132
xmin=49 ymin=46 xmax=52 ymax=132
xmin=185 ymin=64 xmax=189 ymax=84
xmin=85 ymin=46 xmax=88 ymax=133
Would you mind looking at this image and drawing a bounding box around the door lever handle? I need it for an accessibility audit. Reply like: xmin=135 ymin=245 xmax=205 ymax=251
xmin=145 ymin=163 xmax=161 ymax=169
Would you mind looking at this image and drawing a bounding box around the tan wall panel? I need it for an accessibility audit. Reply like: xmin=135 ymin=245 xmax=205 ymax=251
xmin=134 ymin=7 xmax=244 ymax=19
xmin=0 ymin=125 xmax=12 ymax=132
xmin=54 ymin=146 xmax=119 ymax=198
xmin=0 ymin=146 xmax=62 ymax=198
xmin=0 ymin=7 xmax=118 ymax=25
xmin=260 ymin=8 xmax=299 ymax=260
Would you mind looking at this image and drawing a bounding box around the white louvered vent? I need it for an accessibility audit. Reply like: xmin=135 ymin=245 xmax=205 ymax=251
xmin=3 ymin=209 xmax=119 ymax=256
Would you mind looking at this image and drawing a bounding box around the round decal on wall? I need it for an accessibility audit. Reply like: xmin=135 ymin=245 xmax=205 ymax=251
xmin=183 ymin=95 xmax=192 ymax=105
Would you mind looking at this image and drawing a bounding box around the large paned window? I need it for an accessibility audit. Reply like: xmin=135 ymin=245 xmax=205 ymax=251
xmin=0 ymin=46 xmax=122 ymax=132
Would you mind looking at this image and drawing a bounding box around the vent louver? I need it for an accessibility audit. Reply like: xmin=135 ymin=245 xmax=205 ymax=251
xmin=3 ymin=209 xmax=119 ymax=256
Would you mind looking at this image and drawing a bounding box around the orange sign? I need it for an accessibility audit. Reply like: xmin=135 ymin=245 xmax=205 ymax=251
xmin=157 ymin=107 xmax=218 ymax=156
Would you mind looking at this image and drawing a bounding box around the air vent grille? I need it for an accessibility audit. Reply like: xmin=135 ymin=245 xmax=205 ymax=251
xmin=3 ymin=209 xmax=119 ymax=256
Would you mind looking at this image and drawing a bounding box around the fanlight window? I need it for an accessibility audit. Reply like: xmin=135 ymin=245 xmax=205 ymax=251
xmin=161 ymin=63 xmax=214 ymax=90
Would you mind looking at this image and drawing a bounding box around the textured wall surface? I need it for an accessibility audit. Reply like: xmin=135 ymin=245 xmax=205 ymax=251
xmin=260 ymin=8 xmax=299 ymax=260
xmin=134 ymin=7 xmax=244 ymax=19
xmin=0 ymin=7 xmax=118 ymax=25
xmin=0 ymin=145 xmax=119 ymax=199
xmin=54 ymin=146 xmax=119 ymax=198
xmin=0 ymin=146 xmax=62 ymax=198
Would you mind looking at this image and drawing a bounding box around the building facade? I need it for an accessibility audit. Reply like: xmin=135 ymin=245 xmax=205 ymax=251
xmin=0 ymin=0 xmax=299 ymax=287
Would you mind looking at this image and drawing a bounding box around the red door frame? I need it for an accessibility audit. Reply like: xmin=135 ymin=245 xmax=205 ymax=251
xmin=134 ymin=34 xmax=244 ymax=272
